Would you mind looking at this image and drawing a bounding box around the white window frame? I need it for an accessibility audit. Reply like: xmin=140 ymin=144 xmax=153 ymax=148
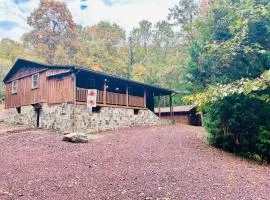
xmin=11 ymin=80 xmax=18 ymax=94
xmin=32 ymin=73 xmax=39 ymax=89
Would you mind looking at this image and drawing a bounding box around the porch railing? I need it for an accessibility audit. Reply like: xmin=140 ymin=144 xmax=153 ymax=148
xmin=76 ymin=88 xmax=145 ymax=108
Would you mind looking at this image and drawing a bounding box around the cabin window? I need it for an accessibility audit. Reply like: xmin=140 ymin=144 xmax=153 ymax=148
xmin=32 ymin=73 xmax=39 ymax=89
xmin=11 ymin=80 xmax=18 ymax=94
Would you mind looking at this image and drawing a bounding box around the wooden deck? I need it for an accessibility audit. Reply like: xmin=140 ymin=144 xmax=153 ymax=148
xmin=76 ymin=88 xmax=145 ymax=108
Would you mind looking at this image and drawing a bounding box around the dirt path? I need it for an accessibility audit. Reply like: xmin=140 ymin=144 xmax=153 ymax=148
xmin=0 ymin=124 xmax=269 ymax=200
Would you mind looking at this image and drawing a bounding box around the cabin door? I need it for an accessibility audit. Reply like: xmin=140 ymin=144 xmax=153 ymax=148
xmin=33 ymin=103 xmax=42 ymax=128
xmin=35 ymin=108 xmax=41 ymax=128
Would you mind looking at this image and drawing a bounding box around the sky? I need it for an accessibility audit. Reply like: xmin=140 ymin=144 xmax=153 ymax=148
xmin=0 ymin=0 xmax=179 ymax=42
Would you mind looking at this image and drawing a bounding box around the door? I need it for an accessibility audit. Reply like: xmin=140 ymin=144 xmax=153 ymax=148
xmin=33 ymin=103 xmax=42 ymax=128
xmin=35 ymin=107 xmax=41 ymax=128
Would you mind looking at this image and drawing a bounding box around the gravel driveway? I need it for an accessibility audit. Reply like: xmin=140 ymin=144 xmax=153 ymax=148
xmin=0 ymin=124 xmax=269 ymax=200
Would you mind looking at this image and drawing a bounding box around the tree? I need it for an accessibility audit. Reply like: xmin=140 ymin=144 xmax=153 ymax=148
xmin=184 ymin=70 xmax=270 ymax=109
xmin=132 ymin=20 xmax=153 ymax=55
xmin=185 ymin=0 xmax=270 ymax=93
xmin=168 ymin=0 xmax=199 ymax=42
xmin=0 ymin=58 xmax=12 ymax=101
xmin=76 ymin=21 xmax=128 ymax=76
xmin=153 ymin=21 xmax=175 ymax=57
xmin=183 ymin=0 xmax=270 ymax=162
xmin=0 ymin=39 xmax=28 ymax=101
xmin=23 ymin=0 xmax=78 ymax=64
xmin=127 ymin=34 xmax=135 ymax=79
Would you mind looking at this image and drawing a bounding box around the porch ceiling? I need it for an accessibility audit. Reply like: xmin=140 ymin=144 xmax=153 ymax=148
xmin=75 ymin=67 xmax=174 ymax=96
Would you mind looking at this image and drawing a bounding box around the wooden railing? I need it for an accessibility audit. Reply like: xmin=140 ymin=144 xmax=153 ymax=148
xmin=129 ymin=95 xmax=144 ymax=107
xmin=76 ymin=88 xmax=145 ymax=108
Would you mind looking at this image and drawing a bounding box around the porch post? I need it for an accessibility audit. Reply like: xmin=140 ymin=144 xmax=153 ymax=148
xmin=103 ymin=81 xmax=107 ymax=105
xmin=169 ymin=94 xmax=173 ymax=118
xmin=144 ymin=90 xmax=146 ymax=108
xmin=126 ymin=86 xmax=129 ymax=107
xmin=73 ymin=72 xmax=77 ymax=132
xmin=158 ymin=95 xmax=161 ymax=117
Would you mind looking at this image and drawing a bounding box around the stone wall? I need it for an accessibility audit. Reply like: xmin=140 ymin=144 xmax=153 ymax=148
xmin=40 ymin=103 xmax=74 ymax=132
xmin=74 ymin=105 xmax=167 ymax=133
xmin=6 ymin=106 xmax=37 ymax=128
xmin=6 ymin=103 xmax=74 ymax=132
xmin=6 ymin=103 xmax=171 ymax=133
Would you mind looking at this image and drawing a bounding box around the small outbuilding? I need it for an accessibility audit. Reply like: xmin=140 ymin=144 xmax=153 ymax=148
xmin=154 ymin=105 xmax=201 ymax=126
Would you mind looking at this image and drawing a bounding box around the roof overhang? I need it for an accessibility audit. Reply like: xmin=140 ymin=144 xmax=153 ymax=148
xmin=74 ymin=67 xmax=175 ymax=96
xmin=3 ymin=58 xmax=175 ymax=96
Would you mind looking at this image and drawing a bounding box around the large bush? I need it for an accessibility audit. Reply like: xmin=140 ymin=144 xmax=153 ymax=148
xmin=183 ymin=0 xmax=270 ymax=162
xmin=204 ymin=95 xmax=270 ymax=162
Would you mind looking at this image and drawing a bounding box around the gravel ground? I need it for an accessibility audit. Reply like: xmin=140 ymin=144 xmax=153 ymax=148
xmin=0 ymin=124 xmax=269 ymax=200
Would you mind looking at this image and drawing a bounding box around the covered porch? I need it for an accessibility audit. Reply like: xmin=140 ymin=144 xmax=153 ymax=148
xmin=74 ymin=68 xmax=174 ymax=112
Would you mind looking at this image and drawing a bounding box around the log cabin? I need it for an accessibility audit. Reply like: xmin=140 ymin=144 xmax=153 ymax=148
xmin=3 ymin=59 xmax=174 ymax=133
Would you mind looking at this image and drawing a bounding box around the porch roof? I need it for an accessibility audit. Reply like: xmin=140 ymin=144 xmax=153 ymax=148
xmin=74 ymin=67 xmax=174 ymax=96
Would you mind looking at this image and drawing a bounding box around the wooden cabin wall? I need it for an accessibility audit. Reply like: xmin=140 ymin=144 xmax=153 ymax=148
xmin=159 ymin=112 xmax=202 ymax=126
xmin=5 ymin=70 xmax=74 ymax=109
xmin=47 ymin=75 xmax=74 ymax=104
xmin=6 ymin=66 xmax=46 ymax=82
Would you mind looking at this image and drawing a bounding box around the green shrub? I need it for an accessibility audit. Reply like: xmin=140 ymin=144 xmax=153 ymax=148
xmin=203 ymin=95 xmax=270 ymax=162
xmin=256 ymin=125 xmax=270 ymax=162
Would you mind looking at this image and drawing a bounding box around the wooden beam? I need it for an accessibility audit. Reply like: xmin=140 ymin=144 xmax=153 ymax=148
xmin=73 ymin=73 xmax=77 ymax=132
xmin=143 ymin=90 xmax=146 ymax=108
xmin=169 ymin=94 xmax=173 ymax=118
xmin=103 ymin=81 xmax=107 ymax=105
xmin=158 ymin=95 xmax=161 ymax=117
xmin=126 ymin=86 xmax=129 ymax=107
xmin=76 ymin=101 xmax=148 ymax=110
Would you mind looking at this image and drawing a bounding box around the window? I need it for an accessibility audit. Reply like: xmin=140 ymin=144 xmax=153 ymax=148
xmin=32 ymin=73 xmax=39 ymax=89
xmin=11 ymin=80 xmax=18 ymax=94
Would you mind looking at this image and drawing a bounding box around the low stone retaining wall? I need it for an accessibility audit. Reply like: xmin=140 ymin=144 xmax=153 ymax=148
xmin=6 ymin=106 xmax=37 ymax=128
xmin=40 ymin=104 xmax=74 ymax=132
xmin=6 ymin=103 xmax=172 ymax=133
xmin=6 ymin=103 xmax=74 ymax=132
xmin=74 ymin=105 xmax=166 ymax=133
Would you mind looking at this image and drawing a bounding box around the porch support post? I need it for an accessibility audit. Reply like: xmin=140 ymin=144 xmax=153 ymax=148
xmin=126 ymin=86 xmax=129 ymax=107
xmin=103 ymin=81 xmax=107 ymax=105
xmin=158 ymin=95 xmax=161 ymax=117
xmin=143 ymin=90 xmax=146 ymax=108
xmin=169 ymin=94 xmax=173 ymax=118
xmin=73 ymin=72 xmax=77 ymax=132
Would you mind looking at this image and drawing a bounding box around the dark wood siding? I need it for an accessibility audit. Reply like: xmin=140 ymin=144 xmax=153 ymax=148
xmin=5 ymin=70 xmax=74 ymax=109
xmin=47 ymin=73 xmax=74 ymax=104
xmin=159 ymin=112 xmax=202 ymax=126
xmin=161 ymin=114 xmax=191 ymax=125
xmin=5 ymin=66 xmax=47 ymax=83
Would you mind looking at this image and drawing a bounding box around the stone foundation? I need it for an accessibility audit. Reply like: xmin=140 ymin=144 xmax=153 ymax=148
xmin=6 ymin=106 xmax=37 ymax=128
xmin=6 ymin=103 xmax=171 ymax=133
xmin=6 ymin=103 xmax=74 ymax=132
xmin=40 ymin=104 xmax=74 ymax=132
xmin=74 ymin=105 xmax=165 ymax=133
